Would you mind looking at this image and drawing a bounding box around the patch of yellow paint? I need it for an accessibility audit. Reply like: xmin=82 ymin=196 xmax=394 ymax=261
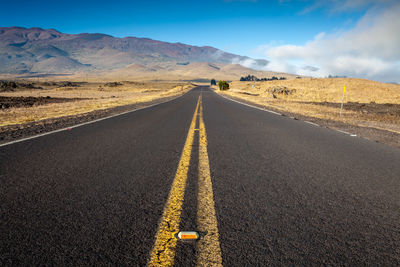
xmin=196 ymin=95 xmax=223 ymax=266
xmin=148 ymin=96 xmax=201 ymax=267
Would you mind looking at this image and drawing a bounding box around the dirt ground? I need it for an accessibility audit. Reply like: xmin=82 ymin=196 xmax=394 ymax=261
xmin=311 ymin=101 xmax=399 ymax=115
xmin=0 ymin=96 xmax=85 ymax=109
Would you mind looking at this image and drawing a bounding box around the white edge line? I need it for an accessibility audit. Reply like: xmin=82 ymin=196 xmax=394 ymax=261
xmin=0 ymin=90 xmax=190 ymax=148
xmin=218 ymin=93 xmax=282 ymax=115
xmin=337 ymin=130 xmax=357 ymax=136
xmin=336 ymin=129 xmax=351 ymax=135
xmin=217 ymin=93 xmax=322 ymax=128
xmin=304 ymin=121 xmax=319 ymax=127
xmin=216 ymin=92 xmax=364 ymax=137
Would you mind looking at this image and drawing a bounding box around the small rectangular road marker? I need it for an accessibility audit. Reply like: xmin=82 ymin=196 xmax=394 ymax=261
xmin=176 ymin=231 xmax=200 ymax=240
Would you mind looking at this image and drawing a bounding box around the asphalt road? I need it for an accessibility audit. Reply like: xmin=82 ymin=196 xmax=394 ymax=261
xmin=1 ymin=86 xmax=400 ymax=266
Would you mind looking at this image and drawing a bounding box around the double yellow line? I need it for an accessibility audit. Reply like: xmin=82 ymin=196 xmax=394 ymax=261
xmin=148 ymin=94 xmax=223 ymax=266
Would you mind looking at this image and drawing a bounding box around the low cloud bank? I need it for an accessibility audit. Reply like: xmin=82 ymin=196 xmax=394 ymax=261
xmin=263 ymin=1 xmax=400 ymax=82
xmin=232 ymin=57 xmax=269 ymax=70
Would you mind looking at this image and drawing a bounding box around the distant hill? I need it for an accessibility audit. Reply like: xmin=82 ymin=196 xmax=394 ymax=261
xmin=101 ymin=62 xmax=297 ymax=81
xmin=0 ymin=27 xmax=269 ymax=75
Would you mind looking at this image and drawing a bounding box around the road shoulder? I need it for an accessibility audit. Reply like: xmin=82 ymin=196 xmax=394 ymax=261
xmin=215 ymin=89 xmax=400 ymax=149
xmin=0 ymin=88 xmax=193 ymax=145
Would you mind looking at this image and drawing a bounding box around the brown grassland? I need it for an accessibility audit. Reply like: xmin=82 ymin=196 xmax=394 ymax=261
xmin=216 ymin=78 xmax=400 ymax=134
xmin=0 ymin=80 xmax=194 ymax=127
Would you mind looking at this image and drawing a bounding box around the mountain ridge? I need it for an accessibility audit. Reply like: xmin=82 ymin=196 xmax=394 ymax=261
xmin=0 ymin=26 xmax=268 ymax=75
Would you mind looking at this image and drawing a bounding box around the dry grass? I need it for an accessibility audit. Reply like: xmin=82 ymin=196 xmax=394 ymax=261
xmin=217 ymin=78 xmax=400 ymax=133
xmin=0 ymin=62 xmax=298 ymax=83
xmin=0 ymin=81 xmax=194 ymax=126
xmin=228 ymin=78 xmax=400 ymax=103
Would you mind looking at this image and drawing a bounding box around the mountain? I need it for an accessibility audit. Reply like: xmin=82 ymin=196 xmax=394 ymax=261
xmin=101 ymin=62 xmax=295 ymax=81
xmin=0 ymin=27 xmax=269 ymax=75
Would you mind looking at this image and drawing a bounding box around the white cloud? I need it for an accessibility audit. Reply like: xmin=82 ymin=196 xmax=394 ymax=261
xmin=232 ymin=58 xmax=256 ymax=68
xmin=263 ymin=1 xmax=400 ymax=82
xmin=211 ymin=49 xmax=225 ymax=61
xmin=231 ymin=57 xmax=269 ymax=70
xmin=264 ymin=59 xmax=297 ymax=73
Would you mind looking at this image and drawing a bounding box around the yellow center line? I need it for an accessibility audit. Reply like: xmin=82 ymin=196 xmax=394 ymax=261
xmin=148 ymin=96 xmax=201 ymax=267
xmin=196 ymin=96 xmax=223 ymax=266
xmin=148 ymin=93 xmax=223 ymax=266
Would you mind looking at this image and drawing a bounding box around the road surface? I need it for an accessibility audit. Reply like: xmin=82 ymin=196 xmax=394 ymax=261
xmin=1 ymin=86 xmax=400 ymax=266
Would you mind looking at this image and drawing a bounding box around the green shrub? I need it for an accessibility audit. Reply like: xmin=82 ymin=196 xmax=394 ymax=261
xmin=218 ymin=80 xmax=229 ymax=90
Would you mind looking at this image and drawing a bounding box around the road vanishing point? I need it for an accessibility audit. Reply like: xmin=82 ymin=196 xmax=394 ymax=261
xmin=1 ymin=86 xmax=400 ymax=266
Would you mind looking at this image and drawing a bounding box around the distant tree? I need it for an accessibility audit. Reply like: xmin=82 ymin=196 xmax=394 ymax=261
xmin=239 ymin=75 xmax=286 ymax=82
xmin=210 ymin=79 xmax=216 ymax=85
xmin=240 ymin=75 xmax=259 ymax=81
xmin=218 ymin=80 xmax=229 ymax=90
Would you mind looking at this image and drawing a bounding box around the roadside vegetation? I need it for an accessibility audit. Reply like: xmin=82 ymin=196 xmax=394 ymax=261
xmin=218 ymin=80 xmax=229 ymax=90
xmin=240 ymin=75 xmax=287 ymax=81
xmin=216 ymin=77 xmax=400 ymax=134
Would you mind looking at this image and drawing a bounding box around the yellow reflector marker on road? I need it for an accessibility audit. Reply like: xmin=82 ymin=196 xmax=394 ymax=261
xmin=176 ymin=231 xmax=200 ymax=241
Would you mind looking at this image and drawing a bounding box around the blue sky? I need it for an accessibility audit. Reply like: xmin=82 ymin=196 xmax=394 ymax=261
xmin=1 ymin=0 xmax=363 ymax=56
xmin=1 ymin=0 xmax=399 ymax=81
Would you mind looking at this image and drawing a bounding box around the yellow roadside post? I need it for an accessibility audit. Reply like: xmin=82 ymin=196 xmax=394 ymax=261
xmin=340 ymin=86 xmax=346 ymax=117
